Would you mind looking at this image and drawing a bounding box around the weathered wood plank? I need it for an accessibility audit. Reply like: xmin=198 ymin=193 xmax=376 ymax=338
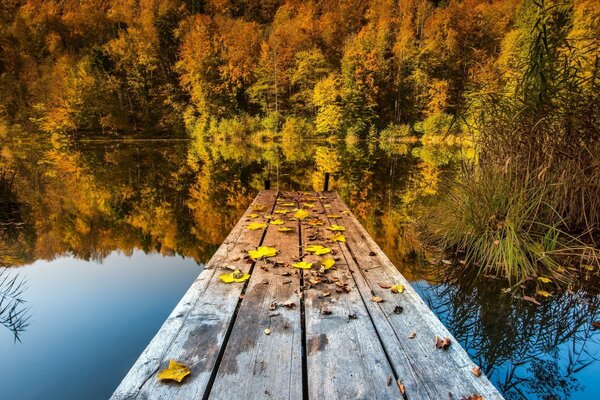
xmin=322 ymin=192 xmax=503 ymax=400
xmin=110 ymin=190 xmax=278 ymax=400
xmin=208 ymin=192 xmax=303 ymax=399
xmin=300 ymin=192 xmax=402 ymax=399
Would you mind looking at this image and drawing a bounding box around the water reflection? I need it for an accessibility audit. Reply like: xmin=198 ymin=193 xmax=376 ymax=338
xmin=0 ymin=135 xmax=598 ymax=399
xmin=0 ymin=269 xmax=29 ymax=341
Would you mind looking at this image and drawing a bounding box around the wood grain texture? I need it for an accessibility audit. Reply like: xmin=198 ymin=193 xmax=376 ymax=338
xmin=322 ymin=191 xmax=504 ymax=400
xmin=112 ymin=191 xmax=504 ymax=400
xmin=111 ymin=190 xmax=278 ymax=400
xmin=300 ymin=192 xmax=402 ymax=399
xmin=208 ymin=192 xmax=302 ymax=399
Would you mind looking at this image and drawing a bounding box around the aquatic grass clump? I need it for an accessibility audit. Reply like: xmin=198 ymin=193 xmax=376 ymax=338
xmin=427 ymin=167 xmax=599 ymax=284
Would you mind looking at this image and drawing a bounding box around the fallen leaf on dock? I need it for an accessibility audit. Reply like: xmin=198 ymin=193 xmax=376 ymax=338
xmin=471 ymin=366 xmax=482 ymax=377
xmin=397 ymin=380 xmax=406 ymax=395
xmin=294 ymin=209 xmax=310 ymax=220
xmin=327 ymin=224 xmax=346 ymax=232
xmin=264 ymin=328 xmax=271 ymax=335
xmin=247 ymin=213 xmax=259 ymax=218
xmin=434 ymin=336 xmax=452 ymax=350
xmin=371 ymin=296 xmax=384 ymax=303
xmin=378 ymin=283 xmax=391 ymax=289
xmin=408 ymin=332 xmax=416 ymax=339
xmin=157 ymin=360 xmax=191 ymax=383
xmin=219 ymin=270 xmax=250 ymax=283
xmin=305 ymin=245 xmax=331 ymax=255
xmin=248 ymin=246 xmax=278 ymax=260
xmin=331 ymin=233 xmax=346 ymax=243
xmin=274 ymin=209 xmax=288 ymax=214
xmin=278 ymin=227 xmax=292 ymax=232
xmin=247 ymin=222 xmax=267 ymax=230
xmin=269 ymin=219 xmax=284 ymax=225
xmin=326 ymin=214 xmax=341 ymax=219
xmin=321 ymin=258 xmax=336 ymax=269
xmin=391 ymin=284 xmax=405 ymax=293
xmin=460 ymin=395 xmax=484 ymax=400
xmin=280 ymin=202 xmax=295 ymax=207
xmin=393 ymin=306 xmax=403 ymax=314
xmin=292 ymin=261 xmax=313 ymax=269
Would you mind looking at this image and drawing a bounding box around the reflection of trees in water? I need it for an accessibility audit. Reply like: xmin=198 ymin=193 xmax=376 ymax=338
xmin=0 ymin=268 xmax=29 ymax=342
xmin=417 ymin=265 xmax=600 ymax=400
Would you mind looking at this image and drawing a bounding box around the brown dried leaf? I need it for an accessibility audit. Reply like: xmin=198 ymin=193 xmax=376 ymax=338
xmin=471 ymin=366 xmax=482 ymax=377
xmin=434 ymin=336 xmax=452 ymax=350
xmin=408 ymin=332 xmax=416 ymax=339
xmin=397 ymin=380 xmax=406 ymax=395
xmin=378 ymin=283 xmax=392 ymax=289
xmin=371 ymin=296 xmax=384 ymax=303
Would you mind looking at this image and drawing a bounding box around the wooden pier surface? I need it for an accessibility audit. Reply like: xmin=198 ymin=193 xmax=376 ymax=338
xmin=111 ymin=190 xmax=503 ymax=400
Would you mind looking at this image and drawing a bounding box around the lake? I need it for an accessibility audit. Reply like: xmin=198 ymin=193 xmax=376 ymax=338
xmin=0 ymin=137 xmax=598 ymax=400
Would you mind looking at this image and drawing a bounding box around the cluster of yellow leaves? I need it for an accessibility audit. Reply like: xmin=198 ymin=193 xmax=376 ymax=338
xmin=157 ymin=360 xmax=191 ymax=383
xmin=305 ymin=245 xmax=331 ymax=255
xmin=247 ymin=222 xmax=267 ymax=230
xmin=248 ymin=246 xmax=278 ymax=259
xmin=219 ymin=269 xmax=250 ymax=283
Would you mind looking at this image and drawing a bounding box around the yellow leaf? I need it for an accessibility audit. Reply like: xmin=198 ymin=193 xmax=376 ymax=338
xmin=303 ymin=203 xmax=315 ymax=209
xmin=274 ymin=209 xmax=288 ymax=214
xmin=248 ymin=246 xmax=278 ymax=260
xmin=305 ymin=245 xmax=331 ymax=255
xmin=326 ymin=214 xmax=341 ymax=219
xmin=536 ymin=290 xmax=552 ymax=297
xmin=270 ymin=219 xmax=285 ymax=225
xmin=371 ymin=296 xmax=384 ymax=303
xmin=294 ymin=209 xmax=310 ymax=220
xmin=157 ymin=360 xmax=190 ymax=383
xmin=252 ymin=204 xmax=266 ymax=211
xmin=583 ymin=265 xmax=594 ymax=271
xmin=280 ymin=202 xmax=295 ymax=207
xmin=327 ymin=225 xmax=346 ymax=232
xmin=308 ymin=219 xmax=324 ymax=226
xmin=247 ymin=222 xmax=267 ymax=230
xmin=324 ymin=204 xmax=331 ymax=208
xmin=321 ymin=258 xmax=336 ymax=269
xmin=278 ymin=227 xmax=292 ymax=232
xmin=331 ymin=233 xmax=346 ymax=243
xmin=537 ymin=277 xmax=552 ymax=283
xmin=247 ymin=213 xmax=259 ymax=218
xmin=292 ymin=261 xmax=313 ymax=269
xmin=219 ymin=270 xmax=250 ymax=283
xmin=391 ymin=285 xmax=405 ymax=293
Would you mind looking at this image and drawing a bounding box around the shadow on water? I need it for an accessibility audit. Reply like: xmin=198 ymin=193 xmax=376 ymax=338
xmin=415 ymin=263 xmax=600 ymax=400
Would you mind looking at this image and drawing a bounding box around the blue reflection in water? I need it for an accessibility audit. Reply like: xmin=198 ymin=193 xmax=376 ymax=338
xmin=0 ymin=250 xmax=200 ymax=400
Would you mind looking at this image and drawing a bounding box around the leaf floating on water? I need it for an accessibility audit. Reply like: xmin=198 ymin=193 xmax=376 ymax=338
xmin=522 ymin=295 xmax=541 ymax=305
xmin=294 ymin=209 xmax=310 ymax=220
xmin=305 ymin=245 xmax=331 ymax=255
xmin=219 ymin=269 xmax=250 ymax=283
xmin=434 ymin=336 xmax=452 ymax=350
xmin=592 ymin=321 xmax=600 ymax=330
xmin=536 ymin=289 xmax=552 ymax=297
xmin=391 ymin=285 xmax=405 ymax=293
xmin=321 ymin=258 xmax=336 ymax=269
xmin=248 ymin=246 xmax=278 ymax=260
xmin=278 ymin=227 xmax=292 ymax=233
xmin=537 ymin=276 xmax=552 ymax=283
xmin=292 ymin=261 xmax=313 ymax=270
xmin=270 ymin=219 xmax=285 ymax=225
xmin=157 ymin=360 xmax=191 ymax=383
xmin=331 ymin=233 xmax=346 ymax=243
xmin=371 ymin=296 xmax=384 ymax=303
xmin=471 ymin=366 xmax=482 ymax=377
xmin=327 ymin=224 xmax=346 ymax=232
xmin=247 ymin=222 xmax=267 ymax=230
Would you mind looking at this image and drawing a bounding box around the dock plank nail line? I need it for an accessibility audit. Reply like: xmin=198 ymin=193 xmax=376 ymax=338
xmin=111 ymin=191 xmax=504 ymax=400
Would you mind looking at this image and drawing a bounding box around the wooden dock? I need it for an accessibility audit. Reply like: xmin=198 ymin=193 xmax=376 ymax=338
xmin=111 ymin=191 xmax=503 ymax=400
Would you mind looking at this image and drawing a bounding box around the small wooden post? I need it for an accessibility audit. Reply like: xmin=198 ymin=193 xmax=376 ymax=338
xmin=264 ymin=179 xmax=271 ymax=190
xmin=323 ymin=173 xmax=330 ymax=191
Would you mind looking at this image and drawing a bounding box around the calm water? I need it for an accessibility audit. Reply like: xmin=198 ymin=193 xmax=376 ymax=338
xmin=0 ymin=137 xmax=598 ymax=400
